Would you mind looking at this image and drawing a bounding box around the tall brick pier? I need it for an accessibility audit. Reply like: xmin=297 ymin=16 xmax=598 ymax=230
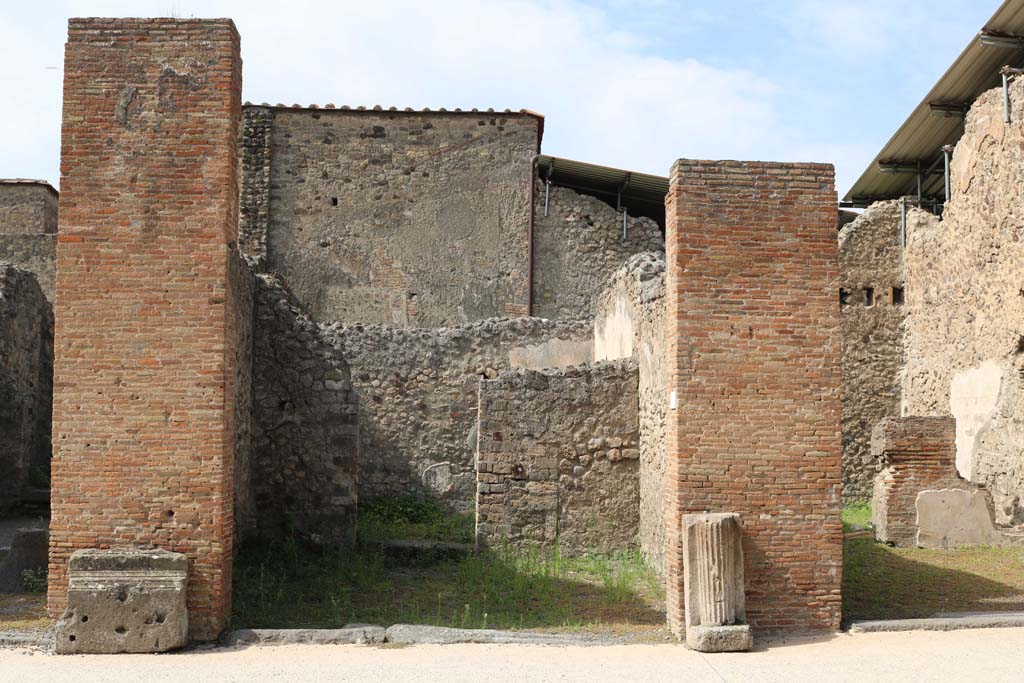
xmin=664 ymin=160 xmax=843 ymax=633
xmin=48 ymin=18 xmax=243 ymax=640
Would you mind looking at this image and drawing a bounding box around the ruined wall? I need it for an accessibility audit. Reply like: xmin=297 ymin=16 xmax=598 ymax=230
xmin=324 ymin=316 xmax=591 ymax=510
xmin=475 ymin=361 xmax=640 ymax=554
xmin=231 ymin=253 xmax=257 ymax=544
xmin=49 ymin=18 xmax=242 ymax=641
xmin=240 ymin=105 xmax=540 ymax=326
xmin=532 ymin=184 xmax=664 ymax=319
xmin=0 ymin=182 xmax=58 ymax=302
xmin=664 ymin=160 xmax=842 ymax=635
xmin=0 ymin=264 xmax=52 ymax=510
xmin=838 ymin=201 xmax=905 ymax=500
xmin=593 ymin=252 xmax=666 ymax=570
xmin=248 ymin=274 xmax=359 ymax=545
xmin=903 ymin=77 xmax=1024 ymax=525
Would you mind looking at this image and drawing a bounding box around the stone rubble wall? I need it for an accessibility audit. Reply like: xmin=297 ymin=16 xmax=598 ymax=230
xmin=902 ymin=76 xmax=1024 ymax=525
xmin=240 ymin=106 xmax=539 ymax=326
xmin=249 ymin=274 xmax=359 ymax=545
xmin=838 ymin=200 xmax=905 ymax=500
xmin=475 ymin=360 xmax=640 ymax=555
xmin=230 ymin=252 xmax=257 ymax=544
xmin=532 ymin=184 xmax=664 ymax=320
xmin=323 ymin=315 xmax=592 ymax=511
xmin=593 ymin=252 xmax=666 ymax=570
xmin=0 ymin=183 xmax=58 ymax=303
xmin=0 ymin=264 xmax=52 ymax=510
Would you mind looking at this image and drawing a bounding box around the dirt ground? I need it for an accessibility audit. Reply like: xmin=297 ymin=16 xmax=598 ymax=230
xmin=1 ymin=627 xmax=1023 ymax=682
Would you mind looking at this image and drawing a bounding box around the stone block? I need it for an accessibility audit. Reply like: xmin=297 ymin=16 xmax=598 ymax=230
xmin=682 ymin=513 xmax=751 ymax=652
xmin=55 ymin=549 xmax=188 ymax=654
xmin=916 ymin=488 xmax=1006 ymax=549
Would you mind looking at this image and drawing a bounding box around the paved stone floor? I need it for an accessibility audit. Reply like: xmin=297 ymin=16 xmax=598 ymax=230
xmin=1 ymin=627 xmax=1022 ymax=682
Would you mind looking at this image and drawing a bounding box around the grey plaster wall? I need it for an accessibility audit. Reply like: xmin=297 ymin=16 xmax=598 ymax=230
xmin=902 ymin=77 xmax=1024 ymax=525
xmin=593 ymin=252 xmax=666 ymax=570
xmin=532 ymin=184 xmax=663 ymax=320
xmin=0 ymin=264 xmax=52 ymax=510
xmin=241 ymin=106 xmax=540 ymax=327
xmin=476 ymin=360 xmax=641 ymax=555
xmin=838 ymin=201 xmax=905 ymax=500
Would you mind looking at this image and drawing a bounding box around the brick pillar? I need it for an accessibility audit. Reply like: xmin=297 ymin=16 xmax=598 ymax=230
xmin=664 ymin=160 xmax=842 ymax=634
xmin=871 ymin=416 xmax=958 ymax=547
xmin=48 ymin=18 xmax=242 ymax=641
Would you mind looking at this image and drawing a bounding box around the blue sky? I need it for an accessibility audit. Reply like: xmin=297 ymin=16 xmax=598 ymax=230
xmin=0 ymin=1 xmax=999 ymax=196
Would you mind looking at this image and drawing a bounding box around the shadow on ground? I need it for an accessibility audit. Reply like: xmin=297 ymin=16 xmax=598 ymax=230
xmin=843 ymin=537 xmax=1024 ymax=621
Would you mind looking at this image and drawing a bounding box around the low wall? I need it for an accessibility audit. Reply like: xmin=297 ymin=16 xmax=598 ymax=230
xmin=593 ymin=252 xmax=666 ymax=570
xmin=0 ymin=264 xmax=52 ymax=510
xmin=475 ymin=361 xmax=640 ymax=555
xmin=324 ymin=316 xmax=592 ymax=510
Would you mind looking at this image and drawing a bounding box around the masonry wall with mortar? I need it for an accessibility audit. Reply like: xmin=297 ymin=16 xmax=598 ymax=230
xmin=475 ymin=360 xmax=640 ymax=554
xmin=0 ymin=182 xmax=58 ymax=302
xmin=48 ymin=18 xmax=242 ymax=641
xmin=902 ymin=77 xmax=1024 ymax=525
xmin=870 ymin=416 xmax=963 ymax=547
xmin=593 ymin=252 xmax=666 ymax=570
xmin=239 ymin=105 xmax=539 ymax=326
xmin=838 ymin=200 xmax=905 ymax=500
xmin=664 ymin=160 xmax=842 ymax=635
xmin=0 ymin=264 xmax=52 ymax=510
xmin=532 ymin=184 xmax=663 ymax=320
xmin=324 ymin=315 xmax=592 ymax=512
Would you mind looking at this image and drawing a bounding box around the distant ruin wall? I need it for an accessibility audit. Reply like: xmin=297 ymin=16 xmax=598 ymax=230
xmin=240 ymin=106 xmax=540 ymax=326
xmin=324 ymin=316 xmax=592 ymax=511
xmin=593 ymin=252 xmax=666 ymax=570
xmin=532 ymin=184 xmax=663 ymax=320
xmin=0 ymin=183 xmax=58 ymax=302
xmin=249 ymin=275 xmax=359 ymax=545
xmin=839 ymin=201 xmax=905 ymax=500
xmin=902 ymin=77 xmax=1024 ymax=525
xmin=0 ymin=264 xmax=52 ymax=510
xmin=476 ymin=361 xmax=640 ymax=555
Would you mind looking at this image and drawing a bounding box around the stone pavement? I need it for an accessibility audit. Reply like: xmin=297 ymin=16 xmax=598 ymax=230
xmin=2 ymin=626 xmax=1023 ymax=682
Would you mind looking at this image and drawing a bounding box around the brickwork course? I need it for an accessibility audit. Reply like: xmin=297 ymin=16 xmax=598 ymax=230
xmin=664 ymin=160 xmax=843 ymax=634
xmin=48 ymin=18 xmax=243 ymax=641
xmin=870 ymin=416 xmax=959 ymax=547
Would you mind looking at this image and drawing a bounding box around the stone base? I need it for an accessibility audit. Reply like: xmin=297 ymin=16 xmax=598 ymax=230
xmin=55 ymin=549 xmax=188 ymax=654
xmin=685 ymin=624 xmax=753 ymax=652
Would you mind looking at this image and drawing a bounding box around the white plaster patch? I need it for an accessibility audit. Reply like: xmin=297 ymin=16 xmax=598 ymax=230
xmin=593 ymin=293 xmax=633 ymax=362
xmin=508 ymin=337 xmax=592 ymax=370
xmin=949 ymin=361 xmax=1002 ymax=480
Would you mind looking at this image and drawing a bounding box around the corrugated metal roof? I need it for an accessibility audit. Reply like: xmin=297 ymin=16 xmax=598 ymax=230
xmin=536 ymin=154 xmax=668 ymax=226
xmin=844 ymin=0 xmax=1024 ymax=204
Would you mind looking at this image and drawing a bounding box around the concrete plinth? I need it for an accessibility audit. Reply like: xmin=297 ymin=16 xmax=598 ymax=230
xmin=54 ymin=549 xmax=188 ymax=654
xmin=682 ymin=513 xmax=751 ymax=652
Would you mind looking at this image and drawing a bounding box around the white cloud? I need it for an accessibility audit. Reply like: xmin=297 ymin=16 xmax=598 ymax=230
xmin=0 ymin=0 xmax=854 ymax=188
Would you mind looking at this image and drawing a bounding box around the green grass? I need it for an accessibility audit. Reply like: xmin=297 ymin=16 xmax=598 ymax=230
xmin=843 ymin=537 xmax=1024 ymax=621
xmin=357 ymin=496 xmax=475 ymax=544
xmin=842 ymin=501 xmax=872 ymax=532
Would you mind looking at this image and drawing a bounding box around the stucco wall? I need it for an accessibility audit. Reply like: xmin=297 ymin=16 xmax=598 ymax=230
xmin=838 ymin=200 xmax=905 ymax=500
xmin=593 ymin=252 xmax=666 ymax=570
xmin=902 ymin=77 xmax=1024 ymax=525
xmin=532 ymin=184 xmax=663 ymax=320
xmin=241 ymin=106 xmax=540 ymax=326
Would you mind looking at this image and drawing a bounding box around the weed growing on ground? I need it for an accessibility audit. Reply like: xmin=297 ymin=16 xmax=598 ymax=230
xmin=841 ymin=501 xmax=872 ymax=532
xmin=357 ymin=496 xmax=474 ymax=544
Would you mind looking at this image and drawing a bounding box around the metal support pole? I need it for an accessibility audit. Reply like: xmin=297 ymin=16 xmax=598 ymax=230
xmin=916 ymin=161 xmax=923 ymax=207
xmin=1004 ymin=71 xmax=1011 ymax=123
xmin=543 ymin=176 xmax=550 ymax=217
xmin=900 ymin=197 xmax=906 ymax=251
xmin=943 ymin=145 xmax=953 ymax=201
xmin=622 ymin=208 xmax=627 ymax=241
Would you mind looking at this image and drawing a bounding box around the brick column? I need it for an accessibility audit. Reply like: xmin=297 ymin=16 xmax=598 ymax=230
xmin=664 ymin=160 xmax=842 ymax=634
xmin=871 ymin=416 xmax=958 ymax=547
xmin=48 ymin=18 xmax=242 ymax=641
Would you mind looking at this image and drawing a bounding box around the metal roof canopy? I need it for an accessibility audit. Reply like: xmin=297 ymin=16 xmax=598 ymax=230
xmin=536 ymin=154 xmax=668 ymax=227
xmin=843 ymin=0 xmax=1024 ymax=206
